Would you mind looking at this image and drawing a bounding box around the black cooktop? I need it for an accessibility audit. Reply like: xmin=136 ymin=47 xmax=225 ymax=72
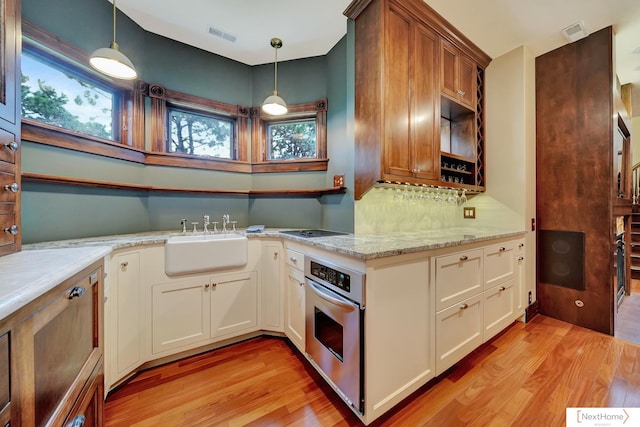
xmin=279 ymin=229 xmax=348 ymax=238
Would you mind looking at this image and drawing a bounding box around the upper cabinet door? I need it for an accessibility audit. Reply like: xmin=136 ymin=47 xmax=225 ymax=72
xmin=440 ymin=38 xmax=476 ymax=110
xmin=0 ymin=0 xmax=20 ymax=130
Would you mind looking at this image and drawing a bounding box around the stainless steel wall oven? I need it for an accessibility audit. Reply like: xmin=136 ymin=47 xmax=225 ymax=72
xmin=304 ymin=256 xmax=365 ymax=414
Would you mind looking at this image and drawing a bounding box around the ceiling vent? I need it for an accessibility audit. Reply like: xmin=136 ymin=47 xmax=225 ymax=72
xmin=208 ymin=25 xmax=237 ymax=43
xmin=561 ymin=21 xmax=589 ymax=43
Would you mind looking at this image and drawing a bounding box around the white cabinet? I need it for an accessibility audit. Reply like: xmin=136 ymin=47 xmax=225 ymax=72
xmin=113 ymin=251 xmax=142 ymax=377
xmin=482 ymin=279 xmax=515 ymax=341
xmin=285 ymin=266 xmax=305 ymax=352
xmin=435 ymin=293 xmax=482 ymax=375
xmin=260 ymin=242 xmax=283 ymax=331
xmin=434 ymin=248 xmax=483 ymax=311
xmin=152 ymin=279 xmax=211 ymax=354
xmin=284 ymin=247 xmax=305 ymax=352
xmin=211 ymin=271 xmax=258 ymax=338
xmin=484 ymin=242 xmax=516 ymax=289
xmin=433 ymin=238 xmax=525 ymax=375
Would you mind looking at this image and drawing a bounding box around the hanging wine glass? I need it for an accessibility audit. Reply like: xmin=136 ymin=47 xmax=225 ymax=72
xmin=457 ymin=189 xmax=468 ymax=205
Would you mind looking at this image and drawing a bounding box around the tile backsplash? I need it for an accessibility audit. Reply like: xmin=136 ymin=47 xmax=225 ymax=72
xmin=355 ymin=186 xmax=524 ymax=234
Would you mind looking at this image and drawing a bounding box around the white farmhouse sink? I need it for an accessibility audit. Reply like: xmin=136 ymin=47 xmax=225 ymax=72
xmin=165 ymin=233 xmax=248 ymax=275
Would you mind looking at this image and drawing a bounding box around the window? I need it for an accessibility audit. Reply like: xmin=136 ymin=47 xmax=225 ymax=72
xmin=267 ymin=119 xmax=316 ymax=160
xmin=251 ymin=99 xmax=328 ymax=172
xmin=21 ymin=21 xmax=144 ymax=162
xmin=168 ymin=107 xmax=235 ymax=158
xmin=22 ymin=49 xmax=117 ymax=140
xmin=147 ymin=84 xmax=250 ymax=171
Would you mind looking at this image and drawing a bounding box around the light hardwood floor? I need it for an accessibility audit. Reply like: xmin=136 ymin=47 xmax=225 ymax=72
xmin=105 ymin=315 xmax=640 ymax=426
xmin=616 ymin=279 xmax=640 ymax=344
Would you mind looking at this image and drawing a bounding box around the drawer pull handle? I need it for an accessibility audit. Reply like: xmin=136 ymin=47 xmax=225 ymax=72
xmin=290 ymin=256 xmax=297 ymax=262
xmin=205 ymin=284 xmax=210 ymax=289
xmin=459 ymin=255 xmax=468 ymax=261
xmin=460 ymin=303 xmax=469 ymax=310
xmin=499 ymin=286 xmax=506 ymax=292
xmin=4 ymin=225 xmax=18 ymax=235
xmin=68 ymin=286 xmax=86 ymax=300
xmin=120 ymin=261 xmax=128 ymax=270
xmin=518 ymin=256 xmax=524 ymax=261
xmin=499 ymin=247 xmax=506 ymax=252
xmin=67 ymin=414 xmax=86 ymax=427
xmin=4 ymin=183 xmax=19 ymax=192
xmin=519 ymin=243 xmax=524 ymax=248
xmin=299 ymin=281 xmax=304 ymax=287
xmin=3 ymin=141 xmax=18 ymax=151
xmin=274 ymin=251 xmax=278 ymax=259
xmin=212 ymin=283 xmax=217 ymax=288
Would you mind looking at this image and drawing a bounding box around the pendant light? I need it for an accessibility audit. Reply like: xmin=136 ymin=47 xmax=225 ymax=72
xmin=262 ymin=38 xmax=287 ymax=116
xmin=90 ymin=0 xmax=137 ymax=80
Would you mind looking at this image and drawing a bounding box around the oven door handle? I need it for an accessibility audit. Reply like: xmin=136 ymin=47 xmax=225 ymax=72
xmin=307 ymin=280 xmax=357 ymax=312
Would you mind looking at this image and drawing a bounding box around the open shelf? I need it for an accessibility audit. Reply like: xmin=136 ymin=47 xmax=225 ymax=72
xmin=21 ymin=173 xmax=347 ymax=198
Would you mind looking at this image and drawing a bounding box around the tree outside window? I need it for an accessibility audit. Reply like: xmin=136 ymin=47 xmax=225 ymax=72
xmin=168 ymin=107 xmax=234 ymax=158
xmin=21 ymin=49 xmax=116 ymax=140
xmin=267 ymin=119 xmax=316 ymax=160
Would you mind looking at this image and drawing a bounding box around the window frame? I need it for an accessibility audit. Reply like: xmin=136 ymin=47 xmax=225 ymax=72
xmin=21 ymin=20 xmax=145 ymax=163
xmin=146 ymin=84 xmax=251 ymax=172
xmin=251 ymin=99 xmax=328 ymax=173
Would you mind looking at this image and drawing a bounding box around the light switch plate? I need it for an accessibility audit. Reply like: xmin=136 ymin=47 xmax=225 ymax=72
xmin=463 ymin=207 xmax=476 ymax=219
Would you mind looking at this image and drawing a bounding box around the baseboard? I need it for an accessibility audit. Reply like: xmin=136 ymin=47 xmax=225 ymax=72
xmin=525 ymin=300 xmax=539 ymax=322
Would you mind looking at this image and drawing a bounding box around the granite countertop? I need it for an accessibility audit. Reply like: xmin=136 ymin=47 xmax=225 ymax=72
xmin=0 ymin=246 xmax=111 ymax=321
xmin=23 ymin=226 xmax=526 ymax=260
xmin=2 ymin=226 xmax=525 ymax=323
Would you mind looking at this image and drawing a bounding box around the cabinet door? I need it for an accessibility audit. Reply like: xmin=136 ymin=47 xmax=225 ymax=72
xmin=0 ymin=332 xmax=9 ymax=426
xmin=484 ymin=242 xmax=516 ymax=290
xmin=285 ymin=266 xmax=305 ymax=352
xmin=19 ymin=265 xmax=103 ymax=427
xmin=483 ymin=280 xmax=515 ymax=342
xmin=114 ymin=252 xmax=141 ymax=375
xmin=261 ymin=243 xmax=283 ymax=331
xmin=152 ymin=279 xmax=210 ymax=354
xmin=383 ymin=5 xmax=412 ymax=180
xmin=434 ymin=249 xmax=483 ymax=311
xmin=440 ymin=39 xmax=477 ymax=110
xmin=411 ymin=22 xmax=439 ymax=181
xmin=515 ymin=240 xmax=525 ymax=314
xmin=435 ymin=294 xmax=482 ymax=375
xmin=211 ymin=271 xmax=258 ymax=339
xmin=62 ymin=360 xmax=103 ymax=427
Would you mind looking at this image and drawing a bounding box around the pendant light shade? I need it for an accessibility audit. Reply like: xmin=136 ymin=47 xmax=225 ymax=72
xmin=262 ymin=38 xmax=287 ymax=116
xmin=90 ymin=0 xmax=137 ymax=80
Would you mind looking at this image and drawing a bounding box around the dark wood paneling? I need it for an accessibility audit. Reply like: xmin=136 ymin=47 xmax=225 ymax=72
xmin=536 ymin=27 xmax=615 ymax=334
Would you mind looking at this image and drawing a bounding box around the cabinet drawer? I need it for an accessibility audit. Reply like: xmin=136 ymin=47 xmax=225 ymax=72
xmin=434 ymin=249 xmax=483 ymax=311
xmin=32 ymin=270 xmax=101 ymax=427
xmin=0 ymin=171 xmax=18 ymax=203
xmin=435 ymin=294 xmax=482 ymax=375
xmin=483 ymin=279 xmax=515 ymax=342
xmin=285 ymin=248 xmax=304 ymax=271
xmin=0 ymin=129 xmax=17 ymax=165
xmin=0 ymin=210 xmax=17 ymax=247
xmin=484 ymin=243 xmax=516 ymax=289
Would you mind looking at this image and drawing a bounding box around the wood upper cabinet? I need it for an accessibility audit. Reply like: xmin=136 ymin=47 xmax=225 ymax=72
xmin=0 ymin=0 xmax=21 ymax=257
xmin=346 ymin=0 xmax=490 ymax=199
xmin=383 ymin=6 xmax=438 ymax=183
xmin=441 ymin=39 xmax=477 ymax=110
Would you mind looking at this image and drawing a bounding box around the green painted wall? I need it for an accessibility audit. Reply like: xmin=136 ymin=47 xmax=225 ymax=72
xmin=20 ymin=0 xmax=355 ymax=243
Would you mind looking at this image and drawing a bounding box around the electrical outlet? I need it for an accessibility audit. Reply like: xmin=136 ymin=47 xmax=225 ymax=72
xmin=333 ymin=174 xmax=344 ymax=187
xmin=463 ymin=207 xmax=476 ymax=219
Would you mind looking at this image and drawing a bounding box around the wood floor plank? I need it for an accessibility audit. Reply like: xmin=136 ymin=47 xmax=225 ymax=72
xmin=105 ymin=316 xmax=640 ymax=426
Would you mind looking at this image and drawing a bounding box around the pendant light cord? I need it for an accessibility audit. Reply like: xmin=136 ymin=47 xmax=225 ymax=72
xmin=274 ymin=45 xmax=278 ymax=94
xmin=112 ymin=0 xmax=117 ymax=46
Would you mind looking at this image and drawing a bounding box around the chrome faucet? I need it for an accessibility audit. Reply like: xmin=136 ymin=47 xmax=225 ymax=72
xmin=180 ymin=219 xmax=187 ymax=233
xmin=222 ymin=214 xmax=230 ymax=232
xmin=203 ymin=215 xmax=210 ymax=233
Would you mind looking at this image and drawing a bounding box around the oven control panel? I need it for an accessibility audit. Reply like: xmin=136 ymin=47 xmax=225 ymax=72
xmin=310 ymin=260 xmax=350 ymax=292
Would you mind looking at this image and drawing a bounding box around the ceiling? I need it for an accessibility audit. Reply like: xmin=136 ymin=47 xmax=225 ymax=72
xmin=115 ymin=0 xmax=640 ymax=89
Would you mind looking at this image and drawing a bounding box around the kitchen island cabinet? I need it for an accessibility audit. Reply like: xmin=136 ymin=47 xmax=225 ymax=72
xmin=0 ymin=254 xmax=105 ymax=427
